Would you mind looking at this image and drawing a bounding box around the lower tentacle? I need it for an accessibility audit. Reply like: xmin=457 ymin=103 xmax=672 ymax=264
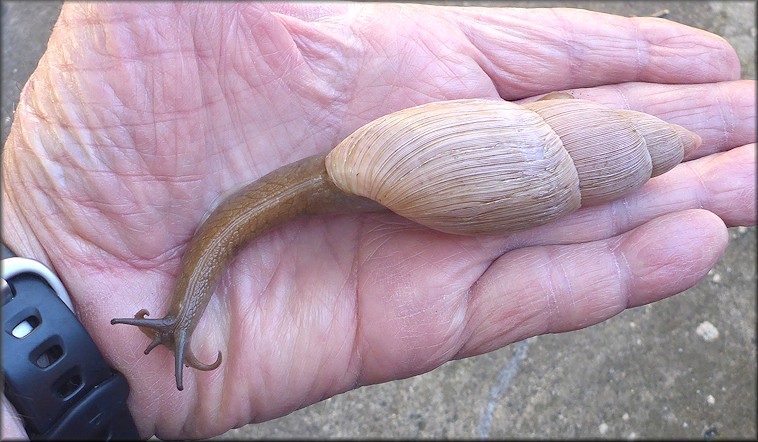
xmin=173 ymin=329 xmax=223 ymax=390
xmin=186 ymin=349 xmax=223 ymax=371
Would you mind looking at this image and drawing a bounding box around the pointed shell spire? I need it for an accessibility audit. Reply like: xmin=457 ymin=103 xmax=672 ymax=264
xmin=616 ymin=109 xmax=699 ymax=177
xmin=524 ymin=99 xmax=654 ymax=206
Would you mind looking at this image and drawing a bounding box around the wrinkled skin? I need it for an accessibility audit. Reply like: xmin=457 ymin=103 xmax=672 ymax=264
xmin=1 ymin=2 xmax=755 ymax=439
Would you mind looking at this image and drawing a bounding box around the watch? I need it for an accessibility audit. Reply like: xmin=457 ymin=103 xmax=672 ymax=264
xmin=2 ymin=243 xmax=139 ymax=440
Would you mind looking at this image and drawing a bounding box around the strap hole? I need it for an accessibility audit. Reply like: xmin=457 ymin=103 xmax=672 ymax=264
xmin=11 ymin=315 xmax=40 ymax=338
xmin=34 ymin=343 xmax=63 ymax=368
xmin=55 ymin=373 xmax=83 ymax=399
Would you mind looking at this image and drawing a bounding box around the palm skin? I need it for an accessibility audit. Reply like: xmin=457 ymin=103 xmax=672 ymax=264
xmin=1 ymin=2 xmax=755 ymax=439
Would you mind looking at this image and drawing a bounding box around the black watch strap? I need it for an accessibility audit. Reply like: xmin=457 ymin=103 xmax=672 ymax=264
xmin=2 ymin=244 xmax=140 ymax=440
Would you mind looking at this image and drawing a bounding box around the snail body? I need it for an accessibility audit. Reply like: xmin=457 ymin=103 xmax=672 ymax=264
xmin=112 ymin=96 xmax=700 ymax=390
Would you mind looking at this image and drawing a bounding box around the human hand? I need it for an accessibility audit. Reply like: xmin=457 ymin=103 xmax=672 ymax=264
xmin=2 ymin=2 xmax=754 ymax=439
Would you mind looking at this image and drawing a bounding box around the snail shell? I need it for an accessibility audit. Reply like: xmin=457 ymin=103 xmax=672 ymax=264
xmin=325 ymin=98 xmax=699 ymax=235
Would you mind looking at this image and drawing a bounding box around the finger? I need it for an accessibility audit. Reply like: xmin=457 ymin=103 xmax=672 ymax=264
xmin=457 ymin=209 xmax=728 ymax=357
xmin=449 ymin=7 xmax=740 ymax=99
xmin=2 ymin=398 xmax=27 ymax=440
xmin=507 ymin=143 xmax=755 ymax=248
xmin=610 ymin=143 xmax=756 ymax=228
xmin=525 ymin=80 xmax=756 ymax=159
xmin=264 ymin=2 xmax=352 ymax=21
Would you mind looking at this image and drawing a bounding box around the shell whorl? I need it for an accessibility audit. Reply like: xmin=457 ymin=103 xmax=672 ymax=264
xmin=324 ymin=98 xmax=699 ymax=235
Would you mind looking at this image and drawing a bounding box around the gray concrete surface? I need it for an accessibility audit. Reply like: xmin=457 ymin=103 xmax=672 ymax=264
xmin=2 ymin=1 xmax=755 ymax=439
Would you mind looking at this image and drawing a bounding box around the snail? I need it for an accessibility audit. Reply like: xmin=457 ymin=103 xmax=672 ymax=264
xmin=111 ymin=94 xmax=701 ymax=390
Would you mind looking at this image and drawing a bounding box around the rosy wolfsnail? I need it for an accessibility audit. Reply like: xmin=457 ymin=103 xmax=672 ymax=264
xmin=111 ymin=94 xmax=701 ymax=390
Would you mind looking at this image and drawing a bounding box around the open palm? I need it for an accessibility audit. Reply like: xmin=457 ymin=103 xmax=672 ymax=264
xmin=2 ymin=2 xmax=754 ymax=439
